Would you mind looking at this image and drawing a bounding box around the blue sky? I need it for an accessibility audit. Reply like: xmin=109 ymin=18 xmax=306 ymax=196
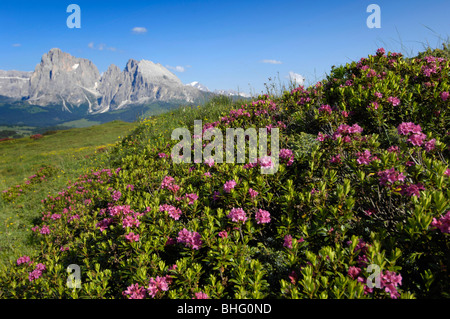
xmin=1 ymin=0 xmax=449 ymax=94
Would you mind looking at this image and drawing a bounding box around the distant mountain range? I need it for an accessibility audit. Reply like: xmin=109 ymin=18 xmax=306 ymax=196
xmin=0 ymin=48 xmax=249 ymax=127
xmin=187 ymin=81 xmax=251 ymax=98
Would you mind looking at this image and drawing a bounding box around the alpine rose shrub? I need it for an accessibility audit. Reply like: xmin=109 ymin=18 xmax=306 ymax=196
xmin=1 ymin=47 xmax=449 ymax=299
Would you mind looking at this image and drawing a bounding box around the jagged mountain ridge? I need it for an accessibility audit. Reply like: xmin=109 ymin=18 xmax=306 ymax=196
xmin=0 ymin=48 xmax=208 ymax=114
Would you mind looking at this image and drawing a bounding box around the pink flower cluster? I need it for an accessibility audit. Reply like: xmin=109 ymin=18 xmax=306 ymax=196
xmin=161 ymin=176 xmax=180 ymax=193
xmin=283 ymin=234 xmax=304 ymax=249
xmin=28 ymin=263 xmax=46 ymax=282
xmin=441 ymin=91 xmax=449 ymax=101
xmin=159 ymin=204 xmax=182 ymax=220
xmin=279 ymin=148 xmax=294 ymax=166
xmin=400 ymin=183 xmax=425 ymax=197
xmin=16 ymin=255 xmax=31 ymax=265
xmin=122 ymin=283 xmax=147 ymax=299
xmin=397 ymin=122 xmax=434 ymax=150
xmin=348 ymin=267 xmax=402 ymax=299
xmin=96 ymin=205 xmax=143 ymax=232
xmin=319 ymin=123 xmax=364 ymax=143
xmin=227 ymin=208 xmax=247 ymax=223
xmin=177 ymin=228 xmax=203 ymax=250
xmin=183 ymin=193 xmax=199 ymax=205
xmin=96 ymin=217 xmax=114 ymax=232
xmin=204 ymin=157 xmax=215 ymax=167
xmin=123 ymin=275 xmax=172 ymax=299
xmin=387 ymin=96 xmax=401 ymax=106
xmin=377 ymin=167 xmax=405 ymax=186
xmin=193 ymin=292 xmax=209 ymax=299
xmin=356 ymin=149 xmax=378 ymax=165
xmin=258 ymin=156 xmax=275 ymax=169
xmin=248 ymin=188 xmax=258 ymax=199
xmin=125 ymin=232 xmax=140 ymax=242
xmin=111 ymin=190 xmax=122 ymax=201
xmin=148 ymin=275 xmax=171 ymax=298
xmin=255 ymin=209 xmax=271 ymax=224
xmin=223 ymin=180 xmax=237 ymax=193
xmin=430 ymin=211 xmax=450 ymax=234
xmin=318 ymin=104 xmax=332 ymax=114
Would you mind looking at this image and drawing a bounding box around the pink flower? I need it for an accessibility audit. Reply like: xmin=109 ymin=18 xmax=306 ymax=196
xmin=51 ymin=214 xmax=61 ymax=220
xmin=387 ymin=145 xmax=399 ymax=153
xmin=40 ymin=225 xmax=51 ymax=235
xmin=223 ymin=180 xmax=237 ymax=193
xmin=248 ymin=188 xmax=258 ymax=199
xmin=16 ymin=256 xmax=31 ymax=265
xmin=368 ymin=101 xmax=379 ymax=110
xmin=204 ymin=157 xmax=215 ymax=167
xmin=387 ymin=96 xmax=400 ymax=106
xmin=283 ymin=235 xmax=294 ymax=249
xmin=316 ymin=132 xmax=327 ymax=142
xmin=258 ymin=156 xmax=274 ymax=169
xmin=279 ymin=148 xmax=294 ymax=166
xmin=218 ymin=230 xmax=228 ymax=238
xmin=193 ymin=292 xmax=209 ymax=299
xmin=330 ymin=154 xmax=342 ymax=164
xmin=125 ymin=232 xmax=140 ymax=242
xmin=424 ymin=138 xmax=436 ymax=152
xmin=440 ymin=91 xmax=449 ymax=101
xmin=122 ymin=215 xmax=141 ymax=228
xmin=376 ymin=48 xmax=385 ymax=56
xmin=380 ymin=271 xmax=402 ymax=299
xmin=227 ymin=208 xmax=247 ymax=223
xmin=123 ymin=283 xmax=147 ymax=299
xmin=356 ymin=150 xmax=374 ymax=165
xmin=112 ymin=190 xmax=122 ymax=201
xmin=444 ymin=169 xmax=450 ymax=177
xmin=377 ymin=168 xmax=405 ymax=186
xmin=147 ymin=276 xmax=171 ymax=298
xmin=177 ymin=228 xmax=203 ymax=250
xmin=348 ymin=266 xmax=361 ymax=279
xmin=397 ymin=122 xmax=422 ymax=136
xmin=184 ymin=193 xmax=198 ymax=205
xmin=318 ymin=104 xmax=332 ymax=114
xmin=28 ymin=263 xmax=46 ymax=282
xmin=96 ymin=218 xmax=114 ymax=232
xmin=374 ymin=92 xmax=383 ymax=99
xmin=430 ymin=211 xmax=450 ymax=234
xmin=255 ymin=209 xmax=271 ymax=224
xmin=407 ymin=133 xmax=427 ymax=146
xmin=159 ymin=204 xmax=182 ymax=220
xmin=161 ymin=176 xmax=180 ymax=193
xmin=400 ymin=183 xmax=425 ymax=197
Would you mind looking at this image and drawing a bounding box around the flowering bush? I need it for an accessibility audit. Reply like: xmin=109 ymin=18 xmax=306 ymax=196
xmin=1 ymin=165 xmax=58 ymax=202
xmin=0 ymin=47 xmax=449 ymax=299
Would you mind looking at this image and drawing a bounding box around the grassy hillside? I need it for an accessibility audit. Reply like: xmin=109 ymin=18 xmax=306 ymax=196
xmin=0 ymin=46 xmax=449 ymax=299
xmin=0 ymin=120 xmax=138 ymax=264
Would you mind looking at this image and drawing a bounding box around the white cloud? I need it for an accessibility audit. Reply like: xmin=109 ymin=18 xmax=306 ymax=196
xmin=88 ymin=42 xmax=116 ymax=52
xmin=132 ymin=27 xmax=147 ymax=34
xmin=288 ymin=71 xmax=305 ymax=85
xmin=12 ymin=43 xmax=21 ymax=47
xmin=261 ymin=59 xmax=282 ymax=64
xmin=166 ymin=65 xmax=190 ymax=73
